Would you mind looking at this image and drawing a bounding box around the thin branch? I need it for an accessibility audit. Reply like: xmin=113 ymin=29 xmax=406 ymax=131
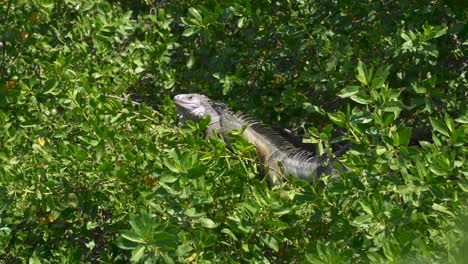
xmin=106 ymin=94 xmax=141 ymax=106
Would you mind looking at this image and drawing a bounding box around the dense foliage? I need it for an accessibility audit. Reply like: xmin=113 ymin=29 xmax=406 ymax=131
xmin=0 ymin=0 xmax=466 ymax=262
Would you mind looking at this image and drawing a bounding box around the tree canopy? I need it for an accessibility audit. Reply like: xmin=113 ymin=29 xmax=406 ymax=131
xmin=0 ymin=0 xmax=466 ymax=263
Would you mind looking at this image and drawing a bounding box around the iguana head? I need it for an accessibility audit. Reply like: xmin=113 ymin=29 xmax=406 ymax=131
xmin=173 ymin=93 xmax=220 ymax=123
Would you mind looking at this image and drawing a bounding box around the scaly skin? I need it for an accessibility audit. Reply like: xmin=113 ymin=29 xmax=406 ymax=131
xmin=174 ymin=93 xmax=347 ymax=185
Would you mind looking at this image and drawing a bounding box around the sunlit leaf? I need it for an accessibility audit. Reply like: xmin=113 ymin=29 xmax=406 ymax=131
xmin=383 ymin=101 xmax=405 ymax=112
xmin=356 ymin=60 xmax=369 ymax=85
xmin=130 ymin=246 xmax=146 ymax=263
xmin=432 ymin=203 xmax=455 ymax=217
xmin=359 ymin=201 xmax=373 ymax=216
xmin=259 ymin=233 xmax=279 ymax=252
xmin=430 ymin=118 xmax=450 ymax=137
xmin=188 ymin=7 xmax=202 ymax=22
xmin=221 ymin=228 xmax=238 ymax=241
xmin=176 ymin=243 xmax=193 ymax=257
xmin=199 ymin=218 xmax=217 ymax=229
xmin=120 ymin=230 xmax=146 ymax=244
xmin=350 ymin=94 xmax=372 ymax=104
xmin=454 ymin=114 xmax=468 ymax=124
xmin=182 ymin=26 xmax=199 ymax=37
xmin=337 ymin=86 xmax=360 ymax=98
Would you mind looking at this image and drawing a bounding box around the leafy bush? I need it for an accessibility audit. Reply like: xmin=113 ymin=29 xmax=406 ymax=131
xmin=0 ymin=0 xmax=466 ymax=263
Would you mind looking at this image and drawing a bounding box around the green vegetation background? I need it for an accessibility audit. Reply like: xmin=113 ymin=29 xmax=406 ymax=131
xmin=0 ymin=0 xmax=467 ymax=263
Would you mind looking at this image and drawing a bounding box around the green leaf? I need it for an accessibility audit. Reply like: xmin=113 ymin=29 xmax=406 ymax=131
xmin=176 ymin=243 xmax=193 ymax=257
xmin=188 ymin=7 xmax=202 ymax=22
xmin=397 ymin=126 xmax=412 ymax=146
xmin=411 ymin=83 xmax=426 ymax=94
xmin=115 ymin=238 xmax=138 ymax=250
xmin=432 ymin=203 xmax=455 ymax=217
xmin=164 ymin=159 xmax=179 ymax=174
xmin=374 ymin=65 xmax=391 ymax=83
xmin=383 ymin=101 xmax=405 ymax=112
xmin=212 ymin=72 xmax=221 ymax=79
xmin=444 ymin=114 xmax=455 ymax=132
xmin=430 ymin=118 xmax=450 ymax=137
xmin=259 ymin=233 xmax=279 ymax=252
xmin=429 ymin=162 xmax=449 ymax=176
xmin=419 ymin=140 xmax=433 ymax=149
xmin=67 ymin=193 xmax=79 ymax=207
xmin=121 ymin=230 xmax=146 ymax=244
xmin=43 ymin=79 xmax=60 ymax=95
xmin=182 ymin=26 xmax=199 ymax=37
xmin=221 ymin=228 xmax=238 ymax=241
xmin=80 ymin=2 xmax=95 ymax=12
xmin=28 ymin=252 xmax=41 ymax=264
xmin=237 ymin=17 xmax=245 ymax=28
xmin=356 ymin=60 xmax=369 ymax=85
xmin=242 ymin=200 xmax=260 ymax=214
xmin=458 ymin=183 xmax=468 ymax=192
xmin=272 ymin=206 xmax=293 ymax=216
xmin=129 ymin=212 xmax=156 ymax=236
xmin=401 ymin=32 xmax=412 ymax=42
xmin=222 ymin=82 xmax=232 ymax=95
xmin=371 ymin=77 xmax=385 ymax=89
xmin=130 ymin=246 xmax=146 ymax=263
xmin=154 ymin=231 xmax=178 ymax=248
xmin=159 ymin=175 xmax=178 ymax=183
xmin=337 ymin=86 xmax=360 ymax=98
xmin=327 ymin=112 xmax=346 ymax=127
xmin=162 ymin=254 xmax=175 ymax=264
xmin=186 ymin=55 xmax=195 ymax=69
xmin=199 ymin=218 xmax=217 ymax=229
xmin=110 ymin=113 xmax=122 ymax=123
xmin=317 ymin=141 xmax=324 ymax=155
xmin=135 ymin=67 xmax=145 ymax=74
xmin=433 ymin=26 xmax=447 ymax=38
xmin=359 ymin=201 xmax=373 ymax=215
xmin=350 ymin=94 xmax=372 ymax=104
xmin=350 ymin=111 xmax=373 ymax=124
xmin=352 ymin=215 xmax=373 ymax=227
xmin=415 ymin=158 xmax=427 ymax=179
xmin=454 ymin=114 xmax=468 ymax=124
xmin=424 ymin=96 xmax=434 ymax=113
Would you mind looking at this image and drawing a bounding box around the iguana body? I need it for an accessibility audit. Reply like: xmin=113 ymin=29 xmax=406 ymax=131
xmin=174 ymin=93 xmax=347 ymax=185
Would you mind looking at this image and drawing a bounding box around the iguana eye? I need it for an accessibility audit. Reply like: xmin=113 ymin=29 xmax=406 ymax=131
xmin=188 ymin=95 xmax=193 ymax=100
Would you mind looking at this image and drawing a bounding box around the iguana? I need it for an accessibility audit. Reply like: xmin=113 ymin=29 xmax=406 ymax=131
xmin=174 ymin=93 xmax=348 ymax=185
